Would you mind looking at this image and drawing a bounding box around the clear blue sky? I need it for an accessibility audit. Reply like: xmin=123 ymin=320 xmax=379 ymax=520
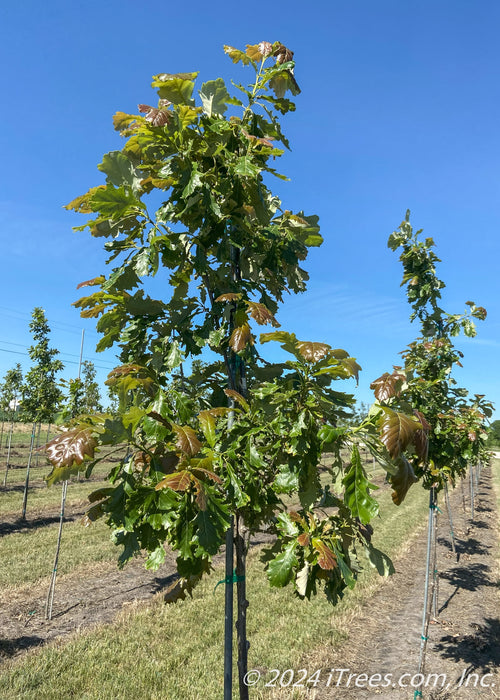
xmin=1 ymin=0 xmax=499 ymax=420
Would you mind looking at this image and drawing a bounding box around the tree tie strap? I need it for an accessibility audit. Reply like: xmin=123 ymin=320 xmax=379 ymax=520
xmin=430 ymin=503 xmax=442 ymax=513
xmin=214 ymin=570 xmax=245 ymax=593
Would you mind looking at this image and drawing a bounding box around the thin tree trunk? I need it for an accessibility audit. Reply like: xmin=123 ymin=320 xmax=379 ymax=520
xmin=45 ymin=480 xmax=68 ymax=619
xmin=2 ymin=419 xmax=14 ymax=487
xmin=235 ymin=515 xmax=249 ymax=700
xmin=444 ymin=482 xmax=457 ymax=561
xmin=224 ymin=517 xmax=234 ymax=700
xmin=416 ymin=487 xmax=437 ymax=681
xmin=0 ymin=420 xmax=4 ymax=450
xmin=21 ymin=422 xmax=37 ymax=520
xmin=469 ymin=465 xmax=474 ymax=521
xmin=34 ymin=422 xmax=42 ymax=468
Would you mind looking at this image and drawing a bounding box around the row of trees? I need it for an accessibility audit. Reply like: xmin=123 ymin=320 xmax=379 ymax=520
xmin=0 ymin=308 xmax=104 ymax=425
xmin=42 ymin=40 xmax=493 ymax=699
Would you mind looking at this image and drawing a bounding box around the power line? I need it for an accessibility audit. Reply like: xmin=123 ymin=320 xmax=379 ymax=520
xmin=0 ymin=339 xmax=115 ymax=366
xmin=0 ymin=347 xmax=114 ymax=372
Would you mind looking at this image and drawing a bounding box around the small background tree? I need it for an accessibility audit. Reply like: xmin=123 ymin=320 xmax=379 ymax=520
xmin=21 ymin=307 xmax=64 ymax=518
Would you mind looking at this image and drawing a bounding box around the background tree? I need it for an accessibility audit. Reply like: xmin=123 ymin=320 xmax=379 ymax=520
xmin=0 ymin=363 xmax=23 ymax=416
xmin=22 ymin=307 xmax=64 ymax=423
xmin=487 ymin=419 xmax=500 ymax=448
xmin=20 ymin=307 xmax=64 ymax=518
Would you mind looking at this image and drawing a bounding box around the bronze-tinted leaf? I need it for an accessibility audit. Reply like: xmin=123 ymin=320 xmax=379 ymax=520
xmin=138 ymin=104 xmax=172 ymax=127
xmin=215 ymin=292 xmax=242 ymax=302
xmin=390 ymin=456 xmax=418 ymax=505
xmin=274 ymin=43 xmax=294 ymax=64
xmin=312 ymin=538 xmax=337 ymax=570
xmin=224 ymin=389 xmax=250 ymax=412
xmin=340 ymin=357 xmax=362 ymax=383
xmin=76 ymin=276 xmax=105 ymax=290
xmin=241 ymin=129 xmax=275 ymax=148
xmin=171 ymin=424 xmax=202 ymax=456
xmin=258 ymin=41 xmax=273 ymax=57
xmin=45 ymin=427 xmax=97 ymax=468
xmin=191 ymin=467 xmax=223 ymax=484
xmin=413 ymin=410 xmax=430 ymax=461
xmin=370 ymin=370 xmax=404 ymax=402
xmin=147 ymin=410 xmax=172 ymax=429
xmin=297 ymin=533 xmax=310 ymax=547
xmin=378 ymin=408 xmax=422 ymax=459
xmin=155 ymin=469 xmax=192 ymax=491
xmin=246 ymin=301 xmax=279 ymax=326
xmin=195 ymin=480 xmax=207 ymax=510
xmin=296 ymin=341 xmax=331 ymax=362
xmin=229 ymin=323 xmax=253 ymax=352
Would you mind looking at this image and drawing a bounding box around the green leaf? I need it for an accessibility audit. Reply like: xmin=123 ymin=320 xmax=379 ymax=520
xmin=90 ymin=184 xmax=145 ymax=219
xmin=389 ymin=456 xmax=418 ymax=505
xmin=97 ymin=151 xmax=141 ymax=195
xmin=152 ymin=72 xmax=199 ymax=105
xmin=342 ymin=444 xmax=379 ymax=524
xmin=145 ymin=545 xmax=166 ymax=570
xmin=234 ymin=156 xmax=261 ymax=178
xmin=223 ymin=45 xmax=251 ymax=65
xmin=295 ymin=562 xmax=309 ymax=597
xmin=267 ymin=542 xmax=298 ymax=587
xmin=276 ymin=512 xmax=299 ymax=537
xmin=199 ymin=78 xmax=230 ymax=116
xmin=365 ymin=544 xmax=395 ymax=576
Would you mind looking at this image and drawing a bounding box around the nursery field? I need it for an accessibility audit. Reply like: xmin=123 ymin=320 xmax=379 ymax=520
xmin=0 ymin=426 xmax=498 ymax=699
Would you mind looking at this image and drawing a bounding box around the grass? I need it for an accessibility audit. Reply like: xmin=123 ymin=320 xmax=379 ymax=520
xmin=0 ymin=518 xmax=118 ymax=590
xmin=0 ymin=481 xmax=430 ymax=700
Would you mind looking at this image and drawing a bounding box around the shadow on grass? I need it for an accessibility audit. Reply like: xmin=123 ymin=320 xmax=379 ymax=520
xmin=0 ymin=515 xmax=76 ymax=537
xmin=0 ymin=635 xmax=44 ymax=658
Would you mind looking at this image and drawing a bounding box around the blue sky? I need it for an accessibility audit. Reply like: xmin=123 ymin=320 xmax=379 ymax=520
xmin=0 ymin=0 xmax=499 ymax=420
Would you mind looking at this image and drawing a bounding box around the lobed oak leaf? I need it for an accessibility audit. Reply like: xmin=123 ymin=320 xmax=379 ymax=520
xmin=296 ymin=341 xmax=331 ymax=362
xmin=224 ymin=389 xmax=249 ymax=412
xmin=312 ymin=538 xmax=337 ymax=570
xmin=172 ymin=424 xmax=202 ymax=456
xmin=215 ymin=292 xmax=242 ymax=302
xmin=246 ymin=301 xmax=279 ymax=327
xmin=229 ymin=323 xmax=253 ymax=352
xmin=297 ymin=533 xmax=310 ymax=547
xmin=45 ymin=427 xmax=97 ymax=468
xmin=223 ymin=45 xmax=251 ymax=65
xmin=245 ymin=44 xmax=262 ymax=61
xmin=258 ymin=41 xmax=273 ymax=57
xmin=155 ymin=469 xmax=192 ymax=492
xmin=138 ymin=104 xmax=172 ymax=127
xmin=76 ymin=276 xmax=105 ymax=290
xmin=370 ymin=370 xmax=404 ymax=402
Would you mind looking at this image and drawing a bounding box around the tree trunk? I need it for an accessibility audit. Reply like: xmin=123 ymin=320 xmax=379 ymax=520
xmin=21 ymin=422 xmax=37 ymax=520
xmin=235 ymin=515 xmax=249 ymax=700
xmin=46 ymin=480 xmax=68 ymax=619
xmin=2 ymin=419 xmax=14 ymax=488
xmin=224 ymin=517 xmax=234 ymax=700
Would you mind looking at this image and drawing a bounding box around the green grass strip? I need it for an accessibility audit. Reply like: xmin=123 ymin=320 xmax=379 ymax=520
xmin=0 ymin=482 xmax=429 ymax=700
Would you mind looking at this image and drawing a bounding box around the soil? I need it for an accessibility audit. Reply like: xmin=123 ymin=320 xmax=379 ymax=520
xmin=0 ymin=466 xmax=498 ymax=700
xmin=308 ymin=466 xmax=500 ymax=699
